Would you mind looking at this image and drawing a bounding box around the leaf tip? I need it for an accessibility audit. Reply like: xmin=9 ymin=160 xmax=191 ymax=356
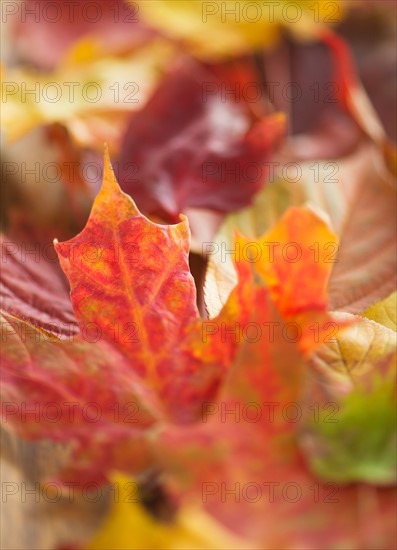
xmin=100 ymin=144 xmax=122 ymax=197
xmin=53 ymin=237 xmax=66 ymax=259
xmin=53 ymin=237 xmax=61 ymax=252
xmin=176 ymin=213 xmax=192 ymax=241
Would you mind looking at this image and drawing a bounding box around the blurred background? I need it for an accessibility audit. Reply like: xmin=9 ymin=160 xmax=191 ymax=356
xmin=1 ymin=1 xmax=396 ymax=549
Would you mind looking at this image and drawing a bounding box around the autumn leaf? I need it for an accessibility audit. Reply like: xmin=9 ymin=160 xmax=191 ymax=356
xmin=154 ymin=289 xmax=396 ymax=549
xmin=0 ymin=149 xmax=253 ymax=483
xmin=206 ymin=31 xmax=396 ymax=315
xmin=2 ymin=150 xmax=394 ymax=548
xmin=83 ymin=221 xmax=372 ymax=548
xmin=151 ymin=194 xmax=395 ymax=548
xmin=1 ymin=149 xmax=343 ymax=487
xmin=55 ymin=147 xmax=198 ymax=368
xmin=205 ymin=205 xmax=343 ymax=355
xmin=305 ymin=358 xmax=396 ymax=484
xmin=0 ymin=311 xmax=161 ymax=483
xmin=135 ymin=0 xmax=345 ymax=60
xmin=302 ymin=313 xmax=397 ymax=484
xmin=86 ymin=474 xmax=250 ymax=550
xmin=1 ymin=39 xmax=174 ymax=148
xmin=54 ymin=149 xmax=254 ymax=424
xmin=118 ymin=59 xmax=286 ymax=223
xmin=206 ymin=138 xmax=397 ymax=316
xmin=0 ymin=235 xmax=78 ymax=338
xmin=362 ymin=292 xmax=397 ymax=331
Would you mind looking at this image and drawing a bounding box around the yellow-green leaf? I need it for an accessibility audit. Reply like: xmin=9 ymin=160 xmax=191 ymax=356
xmin=362 ymin=292 xmax=397 ymax=332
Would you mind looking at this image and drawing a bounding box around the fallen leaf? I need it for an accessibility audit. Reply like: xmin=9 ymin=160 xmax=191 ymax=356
xmin=118 ymin=59 xmax=286 ymax=223
xmin=361 ymin=292 xmax=397 ymax=331
xmin=206 ymin=139 xmax=397 ymax=316
xmin=135 ymin=0 xmax=344 ymax=60
xmin=1 ymin=40 xmax=174 ymax=149
xmin=0 ymin=235 xmax=78 ymax=338
xmin=0 ymin=149 xmax=253 ymax=484
xmin=326 ymin=143 xmax=396 ymax=313
xmin=205 ymin=204 xmax=344 ymax=354
xmin=86 ymin=474 xmax=251 ymax=550
xmin=54 ymin=149 xmax=252 ymax=423
xmin=302 ymin=313 xmax=397 ymax=484
xmin=0 ymin=312 xmax=160 ymax=483
xmin=155 ymin=292 xmax=396 ymax=548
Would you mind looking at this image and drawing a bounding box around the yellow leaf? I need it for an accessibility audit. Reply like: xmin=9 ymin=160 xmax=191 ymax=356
xmin=361 ymin=292 xmax=397 ymax=332
xmin=135 ymin=0 xmax=344 ymax=60
xmin=1 ymin=39 xmax=174 ymax=147
xmin=86 ymin=475 xmax=252 ymax=550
